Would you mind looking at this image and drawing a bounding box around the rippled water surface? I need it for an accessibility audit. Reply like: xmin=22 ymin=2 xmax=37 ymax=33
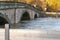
xmin=20 ymin=18 xmax=60 ymax=30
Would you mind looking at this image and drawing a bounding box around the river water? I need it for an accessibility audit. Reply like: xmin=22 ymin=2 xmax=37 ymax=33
xmin=0 ymin=17 xmax=60 ymax=31
xmin=19 ymin=17 xmax=60 ymax=30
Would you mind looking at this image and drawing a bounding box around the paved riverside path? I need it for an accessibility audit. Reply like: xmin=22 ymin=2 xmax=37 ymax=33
xmin=0 ymin=29 xmax=60 ymax=40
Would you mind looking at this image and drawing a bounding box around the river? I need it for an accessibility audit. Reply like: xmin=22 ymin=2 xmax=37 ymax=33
xmin=0 ymin=17 xmax=60 ymax=31
xmin=16 ymin=17 xmax=60 ymax=31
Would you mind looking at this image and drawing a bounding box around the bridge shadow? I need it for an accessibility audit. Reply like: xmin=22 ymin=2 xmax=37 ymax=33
xmin=0 ymin=17 xmax=8 ymax=28
xmin=20 ymin=11 xmax=30 ymax=21
xmin=34 ymin=14 xmax=38 ymax=19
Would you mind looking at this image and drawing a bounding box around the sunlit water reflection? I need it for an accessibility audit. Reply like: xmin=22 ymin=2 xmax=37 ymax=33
xmin=20 ymin=17 xmax=60 ymax=30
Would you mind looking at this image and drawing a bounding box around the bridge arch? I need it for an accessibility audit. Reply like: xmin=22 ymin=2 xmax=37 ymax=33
xmin=15 ymin=2 xmax=44 ymax=23
xmin=16 ymin=2 xmax=42 ymax=14
xmin=34 ymin=14 xmax=37 ymax=18
xmin=21 ymin=11 xmax=30 ymax=21
xmin=0 ymin=13 xmax=11 ymax=26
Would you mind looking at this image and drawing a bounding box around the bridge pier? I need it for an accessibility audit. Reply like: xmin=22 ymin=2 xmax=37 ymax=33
xmin=29 ymin=10 xmax=35 ymax=20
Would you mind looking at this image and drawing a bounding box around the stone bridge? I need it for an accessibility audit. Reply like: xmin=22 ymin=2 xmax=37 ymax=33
xmin=0 ymin=2 xmax=44 ymax=26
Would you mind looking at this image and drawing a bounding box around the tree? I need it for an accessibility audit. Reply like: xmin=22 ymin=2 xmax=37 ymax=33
xmin=46 ymin=0 xmax=60 ymax=12
xmin=28 ymin=0 xmax=43 ymax=11
xmin=18 ymin=0 xmax=26 ymax=3
xmin=46 ymin=4 xmax=53 ymax=12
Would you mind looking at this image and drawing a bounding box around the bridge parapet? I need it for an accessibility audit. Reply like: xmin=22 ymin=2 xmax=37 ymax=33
xmin=0 ymin=2 xmax=42 ymax=14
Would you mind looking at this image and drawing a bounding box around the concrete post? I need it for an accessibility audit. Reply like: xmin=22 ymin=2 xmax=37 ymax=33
xmin=5 ymin=24 xmax=9 ymax=40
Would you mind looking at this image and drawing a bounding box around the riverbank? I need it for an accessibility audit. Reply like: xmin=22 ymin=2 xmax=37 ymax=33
xmin=45 ymin=12 xmax=60 ymax=17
